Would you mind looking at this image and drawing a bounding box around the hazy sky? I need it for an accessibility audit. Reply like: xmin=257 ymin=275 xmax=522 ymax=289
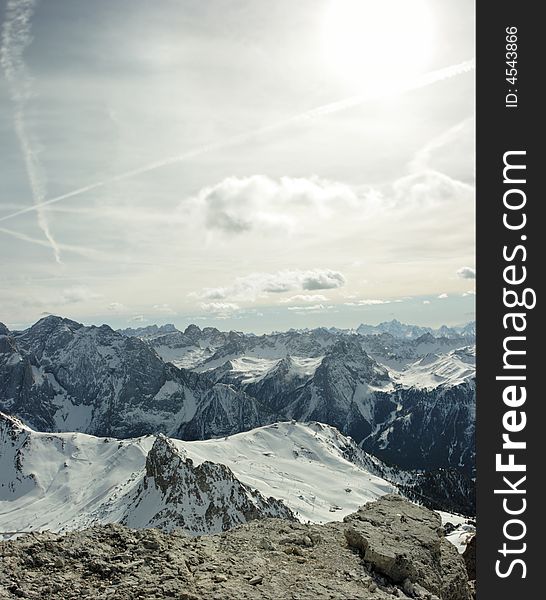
xmin=0 ymin=0 xmax=475 ymax=333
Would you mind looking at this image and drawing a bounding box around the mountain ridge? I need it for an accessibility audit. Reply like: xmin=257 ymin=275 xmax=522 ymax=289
xmin=1 ymin=315 xmax=475 ymax=476
xmin=0 ymin=412 xmax=474 ymax=543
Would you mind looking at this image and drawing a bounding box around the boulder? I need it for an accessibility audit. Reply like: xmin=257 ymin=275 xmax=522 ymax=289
xmin=344 ymin=495 xmax=471 ymax=600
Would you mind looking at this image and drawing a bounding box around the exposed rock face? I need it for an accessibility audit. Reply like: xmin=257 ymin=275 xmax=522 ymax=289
xmin=279 ymin=339 xmax=392 ymax=441
xmin=343 ymin=495 xmax=471 ymax=600
xmin=361 ymin=382 xmax=476 ymax=476
xmin=0 ymin=496 xmax=471 ymax=600
xmin=0 ymin=316 xmax=263 ymax=440
xmin=123 ymin=434 xmax=294 ymax=533
xmin=175 ymin=384 xmax=271 ymax=441
xmin=463 ymin=535 xmax=476 ymax=580
xmin=1 ymin=315 xmax=475 ymax=483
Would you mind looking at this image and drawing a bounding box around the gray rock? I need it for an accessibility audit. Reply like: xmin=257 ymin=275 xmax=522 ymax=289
xmin=0 ymin=316 xmax=476 ymax=483
xmin=344 ymin=495 xmax=470 ymax=600
xmin=0 ymin=496 xmax=471 ymax=600
xmin=462 ymin=534 xmax=476 ymax=580
xmin=122 ymin=434 xmax=294 ymax=533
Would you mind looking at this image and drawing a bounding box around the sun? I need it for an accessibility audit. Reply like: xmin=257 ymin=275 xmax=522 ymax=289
xmin=321 ymin=0 xmax=435 ymax=91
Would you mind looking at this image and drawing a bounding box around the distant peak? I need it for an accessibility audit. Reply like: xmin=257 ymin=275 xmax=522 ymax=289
xmin=31 ymin=315 xmax=83 ymax=332
xmin=183 ymin=324 xmax=202 ymax=336
xmin=415 ymin=332 xmax=436 ymax=342
xmin=118 ymin=323 xmax=179 ymax=337
xmin=328 ymin=337 xmax=366 ymax=354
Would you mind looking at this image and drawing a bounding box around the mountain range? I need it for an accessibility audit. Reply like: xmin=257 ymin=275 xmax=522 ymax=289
xmin=0 ymin=316 xmax=475 ymax=476
xmin=0 ymin=411 xmax=474 ymax=541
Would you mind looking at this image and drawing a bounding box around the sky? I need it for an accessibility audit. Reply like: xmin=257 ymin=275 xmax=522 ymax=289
xmin=0 ymin=0 xmax=475 ymax=334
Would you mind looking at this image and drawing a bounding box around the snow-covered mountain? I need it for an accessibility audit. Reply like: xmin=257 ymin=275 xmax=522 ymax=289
xmin=0 ymin=316 xmax=267 ymax=440
xmin=203 ymin=336 xmax=475 ymax=474
xmin=0 ymin=412 xmax=293 ymax=536
xmin=356 ymin=319 xmax=475 ymax=340
xmin=0 ymin=412 xmax=473 ymax=538
xmin=0 ymin=316 xmax=475 ymax=474
xmin=118 ymin=323 xmax=179 ymax=338
xmin=391 ymin=346 xmax=475 ymax=389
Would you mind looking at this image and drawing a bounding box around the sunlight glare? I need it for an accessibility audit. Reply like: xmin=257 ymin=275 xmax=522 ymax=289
xmin=321 ymin=0 xmax=435 ymax=91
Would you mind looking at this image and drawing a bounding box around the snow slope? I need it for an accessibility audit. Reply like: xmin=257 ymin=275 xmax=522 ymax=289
xmin=179 ymin=421 xmax=396 ymax=523
xmin=0 ymin=414 xmax=395 ymax=536
xmin=1 ymin=317 xmax=475 ymax=476
xmin=389 ymin=346 xmax=475 ymax=390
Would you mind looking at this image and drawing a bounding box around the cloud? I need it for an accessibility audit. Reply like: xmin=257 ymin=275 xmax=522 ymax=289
xmin=392 ymin=170 xmax=473 ymax=210
xmin=61 ymin=286 xmax=101 ymax=304
xmin=0 ymin=59 xmax=475 ymax=229
xmin=344 ymin=299 xmax=391 ymax=306
xmin=107 ymin=302 xmax=126 ymax=313
xmin=438 ymin=293 xmax=448 ymax=299
xmin=409 ymin=118 xmax=475 ymax=183
xmin=286 ymin=304 xmax=329 ymax=312
xmin=303 ymin=270 xmax=345 ymax=291
xmin=457 ymin=267 xmax=476 ymax=279
xmin=423 ymin=300 xmax=431 ymax=305
xmin=193 ymin=175 xmax=359 ymax=235
xmin=129 ymin=314 xmax=146 ymax=323
xmin=462 ymin=290 xmax=476 ymax=297
xmin=200 ymin=302 xmax=240 ymax=318
xmin=197 ymin=269 xmax=346 ymax=302
xmin=152 ymin=303 xmax=176 ymax=315
xmin=280 ymin=294 xmax=328 ymax=304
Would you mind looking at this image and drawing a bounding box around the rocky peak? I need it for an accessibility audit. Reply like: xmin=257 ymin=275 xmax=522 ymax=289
xmin=271 ymin=355 xmax=295 ymax=375
xmin=30 ymin=315 xmax=82 ymax=334
xmin=15 ymin=315 xmax=83 ymax=359
xmin=415 ymin=332 xmax=437 ymax=344
xmin=127 ymin=433 xmax=294 ymax=534
xmin=183 ymin=323 xmax=202 ymax=340
xmin=144 ymin=434 xmax=189 ymax=494
xmin=322 ymin=339 xmax=389 ymax=383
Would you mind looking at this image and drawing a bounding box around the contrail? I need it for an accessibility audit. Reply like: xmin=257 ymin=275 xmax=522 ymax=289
xmin=0 ymin=225 xmax=101 ymax=258
xmin=0 ymin=225 xmax=181 ymax=267
xmin=0 ymin=58 xmax=475 ymax=225
xmin=1 ymin=0 xmax=62 ymax=262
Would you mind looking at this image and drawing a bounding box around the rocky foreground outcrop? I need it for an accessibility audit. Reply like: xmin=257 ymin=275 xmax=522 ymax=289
xmin=0 ymin=496 xmax=472 ymax=600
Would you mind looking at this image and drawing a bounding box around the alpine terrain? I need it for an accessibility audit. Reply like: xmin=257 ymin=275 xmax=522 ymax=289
xmin=0 ymin=315 xmax=476 ymax=598
xmin=0 ymin=316 xmax=475 ymax=477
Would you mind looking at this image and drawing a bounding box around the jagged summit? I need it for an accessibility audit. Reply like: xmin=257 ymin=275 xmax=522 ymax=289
xmin=129 ymin=433 xmax=294 ymax=533
xmin=30 ymin=314 xmax=83 ymax=331
xmin=356 ymin=319 xmax=475 ymax=340
xmin=183 ymin=323 xmax=202 ymax=338
xmin=1 ymin=316 xmax=475 ymax=475
xmin=118 ymin=323 xmax=179 ymax=338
